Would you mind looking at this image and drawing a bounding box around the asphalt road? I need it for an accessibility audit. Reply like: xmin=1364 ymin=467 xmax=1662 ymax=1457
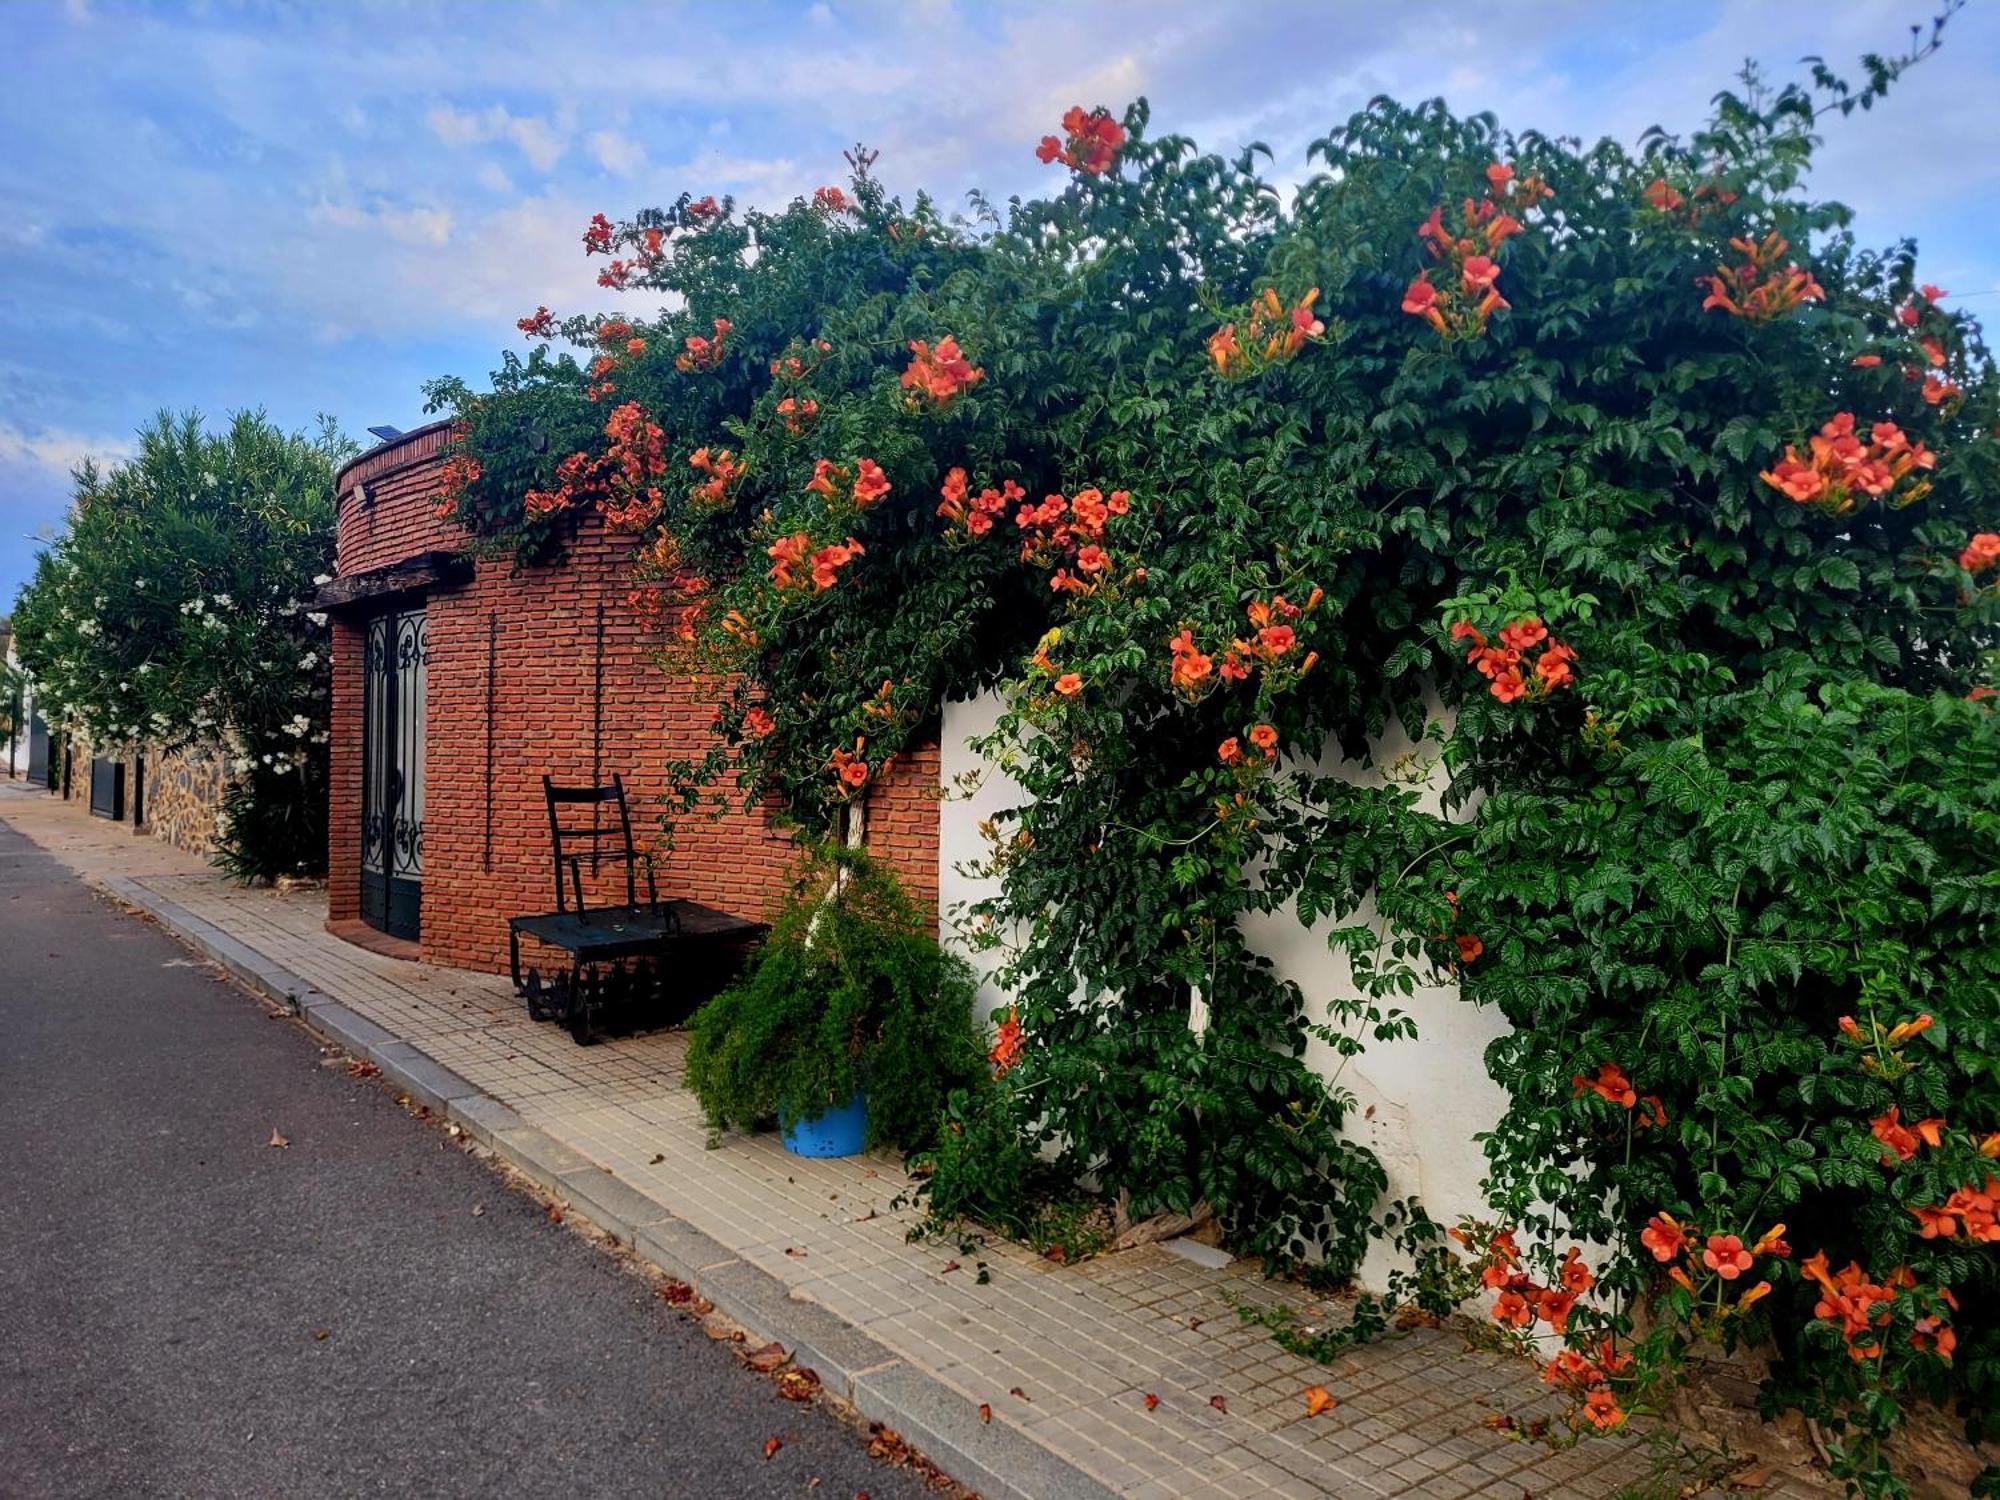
xmin=0 ymin=818 xmax=938 ymax=1500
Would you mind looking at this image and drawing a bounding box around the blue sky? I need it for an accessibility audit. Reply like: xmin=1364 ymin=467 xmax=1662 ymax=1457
xmin=4 ymin=0 xmax=1998 ymax=607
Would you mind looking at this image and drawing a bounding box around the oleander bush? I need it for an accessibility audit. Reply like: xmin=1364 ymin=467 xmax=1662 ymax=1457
xmin=428 ymin=28 xmax=1996 ymax=1495
xmin=10 ymin=411 xmax=349 ymax=881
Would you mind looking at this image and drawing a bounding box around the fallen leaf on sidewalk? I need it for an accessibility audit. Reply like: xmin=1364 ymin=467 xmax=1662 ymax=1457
xmin=546 ymin=1203 xmax=564 ymax=1224
xmin=1209 ymin=1394 xmax=1228 ymax=1413
xmin=978 ymin=1403 xmax=991 ymax=1424
xmin=776 ymin=1368 xmax=819 ymax=1402
xmin=762 ymin=1437 xmax=782 ymax=1460
xmin=865 ymin=1426 xmax=910 ymax=1463
xmin=1187 ymin=1316 xmax=1204 ymax=1330
xmin=347 ymin=1060 xmax=380 ymax=1080
xmin=941 ymin=1260 xmax=960 ymax=1274
xmin=1143 ymin=1393 xmax=1159 ymax=1410
xmin=1304 ymin=1386 xmax=1336 ymax=1417
xmin=311 ymin=1329 xmax=330 ymax=1341
xmin=745 ymin=1342 xmax=789 ymax=1373
xmin=648 ymin=1153 xmax=664 ymax=1164
xmin=785 ymin=1246 xmax=807 ymax=1258
xmin=1009 ymin=1386 xmax=1029 ymax=1401
xmin=267 ymin=1129 xmax=289 ymax=1149
xmin=471 ymin=1204 xmax=484 ymax=1217
xmin=1729 ymin=1466 xmax=1774 ymax=1490
xmin=657 ymin=1280 xmax=697 ymax=1306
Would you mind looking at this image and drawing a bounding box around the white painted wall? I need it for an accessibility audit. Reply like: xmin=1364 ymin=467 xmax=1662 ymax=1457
xmin=937 ymin=690 xmax=1030 ymax=1022
xmin=2 ymin=635 xmax=36 ymax=781
xmin=937 ymin=689 xmax=1509 ymax=1287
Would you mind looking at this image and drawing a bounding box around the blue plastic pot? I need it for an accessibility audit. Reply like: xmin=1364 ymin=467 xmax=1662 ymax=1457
xmin=781 ymin=1092 xmax=868 ymax=1158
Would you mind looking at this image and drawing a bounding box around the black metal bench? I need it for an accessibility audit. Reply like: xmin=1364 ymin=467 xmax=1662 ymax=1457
xmin=507 ymin=774 xmax=765 ymax=1044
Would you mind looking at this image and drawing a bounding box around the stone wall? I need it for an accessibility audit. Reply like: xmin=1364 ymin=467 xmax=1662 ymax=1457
xmin=144 ymin=742 xmax=228 ymax=855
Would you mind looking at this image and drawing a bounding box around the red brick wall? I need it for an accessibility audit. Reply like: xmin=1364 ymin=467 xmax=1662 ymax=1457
xmin=327 ymin=430 xmax=940 ymax=974
xmin=335 ymin=421 xmax=459 ymax=574
xmin=326 ymin=615 xmax=363 ymax=925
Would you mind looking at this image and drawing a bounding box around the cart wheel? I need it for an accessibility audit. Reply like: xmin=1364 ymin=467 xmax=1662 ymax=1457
xmin=523 ymin=968 xmax=553 ymax=1022
xmin=565 ymin=965 xmax=598 ymax=1046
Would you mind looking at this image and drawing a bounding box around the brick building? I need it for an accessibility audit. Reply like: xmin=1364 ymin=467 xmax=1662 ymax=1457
xmin=320 ymin=423 xmax=938 ymax=974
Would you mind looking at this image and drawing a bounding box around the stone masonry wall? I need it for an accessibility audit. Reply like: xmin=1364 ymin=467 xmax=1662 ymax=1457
xmin=143 ymin=741 xmax=228 ymax=855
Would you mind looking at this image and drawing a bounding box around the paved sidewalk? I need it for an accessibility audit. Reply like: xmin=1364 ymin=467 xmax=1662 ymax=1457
xmin=2 ymin=782 xmax=1666 ymax=1500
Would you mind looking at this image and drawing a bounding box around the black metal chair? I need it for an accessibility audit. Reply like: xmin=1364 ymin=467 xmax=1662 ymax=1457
xmin=507 ymin=774 xmax=766 ymax=1043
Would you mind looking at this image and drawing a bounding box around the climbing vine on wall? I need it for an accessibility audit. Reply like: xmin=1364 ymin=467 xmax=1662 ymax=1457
xmin=427 ymin=26 xmax=1997 ymax=1493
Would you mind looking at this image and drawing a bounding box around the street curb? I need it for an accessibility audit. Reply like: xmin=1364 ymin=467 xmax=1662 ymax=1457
xmin=90 ymin=871 xmax=1119 ymax=1500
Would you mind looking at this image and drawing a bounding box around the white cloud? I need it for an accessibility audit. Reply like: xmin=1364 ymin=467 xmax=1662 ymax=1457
xmin=309 ymin=197 xmax=454 ymax=247
xmin=476 ymin=161 xmax=514 ymax=194
xmin=0 ymin=423 xmax=133 ymax=480
xmin=427 ymin=102 xmax=568 ymax=172
xmin=589 ymin=129 xmax=647 ymax=177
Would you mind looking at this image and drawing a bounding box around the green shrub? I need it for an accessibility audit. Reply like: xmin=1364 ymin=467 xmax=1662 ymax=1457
xmin=9 ymin=411 xmax=349 ymax=882
xmin=910 ymin=1081 xmax=1113 ymax=1263
xmin=684 ymin=848 xmax=984 ymax=1151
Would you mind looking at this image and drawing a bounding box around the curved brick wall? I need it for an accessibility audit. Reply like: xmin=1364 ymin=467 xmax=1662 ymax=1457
xmin=334 ymin=421 xmax=460 ymax=577
xmin=326 ymin=435 xmax=938 ymax=974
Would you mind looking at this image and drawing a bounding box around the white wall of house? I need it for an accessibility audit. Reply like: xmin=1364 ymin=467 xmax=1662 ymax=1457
xmin=2 ymin=635 xmax=36 ymax=781
xmin=937 ymin=690 xmax=1508 ymax=1286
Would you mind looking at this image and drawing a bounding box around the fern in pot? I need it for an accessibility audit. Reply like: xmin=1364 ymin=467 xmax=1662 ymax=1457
xmin=685 ymin=846 xmax=984 ymax=1156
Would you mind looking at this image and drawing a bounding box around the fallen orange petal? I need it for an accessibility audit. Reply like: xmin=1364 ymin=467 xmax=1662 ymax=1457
xmin=1305 ymin=1385 xmax=1336 ymax=1416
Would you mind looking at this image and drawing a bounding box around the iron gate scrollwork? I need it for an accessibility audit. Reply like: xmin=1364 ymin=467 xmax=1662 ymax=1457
xmin=361 ymin=607 xmax=426 ymax=940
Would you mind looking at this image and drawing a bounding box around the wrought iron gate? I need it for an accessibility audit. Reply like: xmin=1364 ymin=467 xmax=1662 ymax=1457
xmin=361 ymin=607 xmax=426 ymax=940
xmin=25 ymin=710 xmax=48 ymax=785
